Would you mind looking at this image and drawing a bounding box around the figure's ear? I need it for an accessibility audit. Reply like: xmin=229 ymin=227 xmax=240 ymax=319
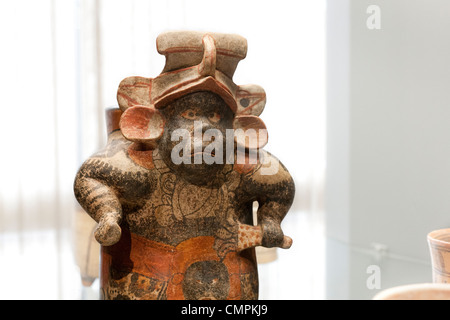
xmin=233 ymin=115 xmax=268 ymax=150
xmin=119 ymin=105 xmax=165 ymax=148
xmin=236 ymin=84 xmax=266 ymax=116
xmin=117 ymin=76 xmax=152 ymax=111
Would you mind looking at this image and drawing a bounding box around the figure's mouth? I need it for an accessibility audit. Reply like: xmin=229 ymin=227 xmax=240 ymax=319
xmin=198 ymin=296 xmax=217 ymax=300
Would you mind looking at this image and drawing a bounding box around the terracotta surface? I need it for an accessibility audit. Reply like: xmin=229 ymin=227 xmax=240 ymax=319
xmin=373 ymin=283 xmax=450 ymax=300
xmin=74 ymin=31 xmax=295 ymax=300
xmin=428 ymin=228 xmax=450 ymax=283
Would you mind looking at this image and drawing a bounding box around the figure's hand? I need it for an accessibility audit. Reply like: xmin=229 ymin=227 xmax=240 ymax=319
xmin=261 ymin=220 xmax=292 ymax=249
xmin=236 ymin=221 xmax=292 ymax=251
xmin=281 ymin=235 xmax=293 ymax=249
xmin=94 ymin=213 xmax=122 ymax=246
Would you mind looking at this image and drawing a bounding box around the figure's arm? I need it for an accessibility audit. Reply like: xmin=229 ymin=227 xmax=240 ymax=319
xmin=241 ymin=151 xmax=295 ymax=249
xmin=74 ymin=152 xmax=156 ymax=246
xmin=74 ymin=159 xmax=123 ymax=246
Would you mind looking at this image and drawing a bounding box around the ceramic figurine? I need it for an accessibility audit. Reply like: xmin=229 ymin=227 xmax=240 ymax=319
xmin=74 ymin=31 xmax=295 ymax=300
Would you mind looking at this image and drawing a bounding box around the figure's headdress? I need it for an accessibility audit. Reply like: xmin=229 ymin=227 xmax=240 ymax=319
xmin=117 ymin=31 xmax=268 ymax=150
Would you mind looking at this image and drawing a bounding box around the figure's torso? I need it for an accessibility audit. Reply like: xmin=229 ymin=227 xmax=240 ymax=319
xmin=95 ymin=133 xmax=259 ymax=300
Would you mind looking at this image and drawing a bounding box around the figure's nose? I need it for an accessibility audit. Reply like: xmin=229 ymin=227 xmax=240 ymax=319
xmin=193 ymin=119 xmax=217 ymax=138
xmin=190 ymin=120 xmax=211 ymax=151
xmin=189 ymin=120 xmax=223 ymax=157
xmin=197 ymin=117 xmax=215 ymax=132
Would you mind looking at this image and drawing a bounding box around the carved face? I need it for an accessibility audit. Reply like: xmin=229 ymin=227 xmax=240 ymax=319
xmin=158 ymin=91 xmax=234 ymax=184
xmin=182 ymin=260 xmax=230 ymax=300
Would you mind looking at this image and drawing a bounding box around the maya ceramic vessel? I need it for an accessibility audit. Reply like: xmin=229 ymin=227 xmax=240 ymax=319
xmin=74 ymin=31 xmax=295 ymax=300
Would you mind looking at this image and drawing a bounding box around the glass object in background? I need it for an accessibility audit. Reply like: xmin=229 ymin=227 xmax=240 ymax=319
xmin=428 ymin=229 xmax=450 ymax=283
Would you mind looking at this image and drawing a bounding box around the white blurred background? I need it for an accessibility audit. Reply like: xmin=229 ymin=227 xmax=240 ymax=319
xmin=0 ymin=0 xmax=326 ymax=299
xmin=327 ymin=0 xmax=450 ymax=299
xmin=3 ymin=0 xmax=449 ymax=301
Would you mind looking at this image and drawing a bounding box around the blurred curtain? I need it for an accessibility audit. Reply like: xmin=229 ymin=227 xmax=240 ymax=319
xmin=0 ymin=0 xmax=325 ymax=299
xmin=0 ymin=0 xmax=80 ymax=299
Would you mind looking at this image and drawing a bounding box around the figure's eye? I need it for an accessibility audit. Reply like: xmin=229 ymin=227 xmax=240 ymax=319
xmin=181 ymin=109 xmax=197 ymax=120
xmin=207 ymin=112 xmax=221 ymax=123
